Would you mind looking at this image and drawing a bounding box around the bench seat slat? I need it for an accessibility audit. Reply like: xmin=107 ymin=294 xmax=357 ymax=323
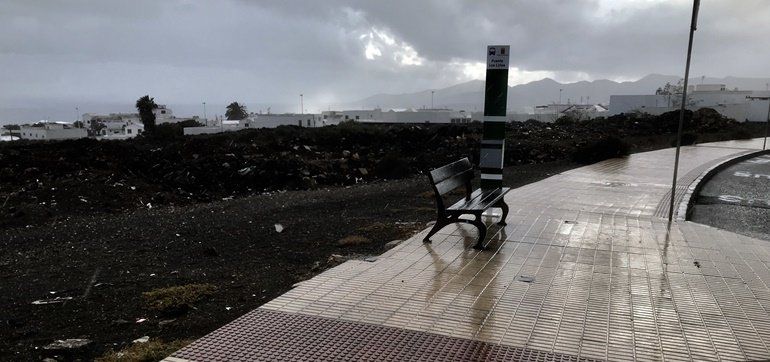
xmin=434 ymin=169 xmax=474 ymax=195
xmin=430 ymin=158 xmax=472 ymax=184
xmin=448 ymin=187 xmax=510 ymax=211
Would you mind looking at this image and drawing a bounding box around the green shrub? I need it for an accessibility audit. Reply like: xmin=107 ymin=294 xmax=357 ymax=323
xmin=97 ymin=339 xmax=191 ymax=362
xmin=143 ymin=283 xmax=217 ymax=315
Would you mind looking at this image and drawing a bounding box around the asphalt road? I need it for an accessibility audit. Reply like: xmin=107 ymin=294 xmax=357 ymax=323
xmin=690 ymin=152 xmax=770 ymax=241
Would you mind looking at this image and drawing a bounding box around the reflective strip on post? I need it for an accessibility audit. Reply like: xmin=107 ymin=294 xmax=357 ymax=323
xmin=480 ymin=45 xmax=510 ymax=190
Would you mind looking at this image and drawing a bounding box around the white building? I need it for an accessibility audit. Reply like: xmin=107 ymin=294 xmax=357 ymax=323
xmin=19 ymin=122 xmax=87 ymax=141
xmin=81 ymin=113 xmax=146 ymax=139
xmin=153 ymin=105 xmax=177 ymax=124
xmin=336 ymin=109 xmax=383 ymax=122
xmin=183 ymin=119 xmax=242 ymax=135
xmin=322 ymin=108 xmax=471 ymax=124
xmin=609 ymin=84 xmax=768 ymax=122
xmin=380 ymin=109 xmax=470 ymax=124
xmin=98 ymin=121 xmax=145 ymax=140
xmin=183 ymin=113 xmax=322 ymax=135
xmin=240 ymin=113 xmax=322 ymax=128
xmin=82 ymin=112 xmax=140 ymax=129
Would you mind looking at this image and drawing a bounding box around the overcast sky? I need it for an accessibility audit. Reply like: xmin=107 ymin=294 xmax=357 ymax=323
xmin=2 ymin=0 xmax=769 ymax=116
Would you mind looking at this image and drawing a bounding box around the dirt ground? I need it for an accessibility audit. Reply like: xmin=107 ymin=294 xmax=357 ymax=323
xmin=0 ymin=161 xmax=577 ymax=361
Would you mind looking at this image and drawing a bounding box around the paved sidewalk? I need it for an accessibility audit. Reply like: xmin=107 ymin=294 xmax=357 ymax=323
xmin=167 ymin=139 xmax=770 ymax=361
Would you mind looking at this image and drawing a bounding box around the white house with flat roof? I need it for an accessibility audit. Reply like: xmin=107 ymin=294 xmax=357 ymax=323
xmin=184 ymin=113 xmax=322 ymax=135
xmin=19 ymin=122 xmax=87 ymax=141
xmin=609 ymin=84 xmax=768 ymax=122
xmin=380 ymin=109 xmax=470 ymax=124
xmin=98 ymin=121 xmax=145 ymax=140
xmin=321 ymin=108 xmax=471 ymax=124
xmin=240 ymin=113 xmax=322 ymax=128
xmin=153 ymin=105 xmax=177 ymax=124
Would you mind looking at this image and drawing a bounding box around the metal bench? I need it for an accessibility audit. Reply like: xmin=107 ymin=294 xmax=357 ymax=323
xmin=423 ymin=158 xmax=510 ymax=250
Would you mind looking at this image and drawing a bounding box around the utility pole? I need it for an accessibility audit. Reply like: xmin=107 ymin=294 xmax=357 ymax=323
xmin=431 ymin=90 xmax=435 ymax=109
xmin=300 ymin=94 xmax=304 ymax=115
xmin=559 ymin=89 xmax=563 ymax=104
xmin=668 ymin=0 xmax=700 ymax=226
xmin=202 ymin=102 xmax=207 ymax=126
xmin=746 ymin=95 xmax=770 ymax=150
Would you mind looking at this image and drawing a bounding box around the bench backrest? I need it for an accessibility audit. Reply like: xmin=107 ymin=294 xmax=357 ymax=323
xmin=428 ymin=158 xmax=473 ymax=211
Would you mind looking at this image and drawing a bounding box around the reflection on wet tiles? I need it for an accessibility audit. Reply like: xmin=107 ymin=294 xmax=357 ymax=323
xmin=253 ymin=141 xmax=770 ymax=360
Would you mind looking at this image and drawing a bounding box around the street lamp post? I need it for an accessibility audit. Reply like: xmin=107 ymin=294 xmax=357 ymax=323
xmin=300 ymin=94 xmax=304 ymax=115
xmin=668 ymin=0 xmax=700 ymax=225
xmin=431 ymin=91 xmax=435 ymax=109
xmin=203 ymin=102 xmax=207 ymax=126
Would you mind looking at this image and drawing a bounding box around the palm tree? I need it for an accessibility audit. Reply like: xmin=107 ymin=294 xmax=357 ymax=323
xmin=136 ymin=95 xmax=158 ymax=133
xmin=225 ymin=102 xmax=248 ymax=120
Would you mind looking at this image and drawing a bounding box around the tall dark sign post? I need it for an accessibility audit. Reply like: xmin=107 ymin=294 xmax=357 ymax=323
xmin=480 ymin=45 xmax=510 ymax=190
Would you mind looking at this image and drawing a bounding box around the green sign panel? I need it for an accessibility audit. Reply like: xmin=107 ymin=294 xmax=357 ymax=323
xmin=480 ymin=45 xmax=509 ymax=189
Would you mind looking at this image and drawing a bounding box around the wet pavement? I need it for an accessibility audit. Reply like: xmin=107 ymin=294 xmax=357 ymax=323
xmin=691 ymin=153 xmax=770 ymax=241
xmin=166 ymin=139 xmax=770 ymax=361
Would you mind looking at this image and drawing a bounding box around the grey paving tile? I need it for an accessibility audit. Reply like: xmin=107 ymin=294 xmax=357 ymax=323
xmin=174 ymin=140 xmax=770 ymax=361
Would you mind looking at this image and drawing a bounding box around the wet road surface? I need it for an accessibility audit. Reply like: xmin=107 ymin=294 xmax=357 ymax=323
xmin=690 ymin=152 xmax=770 ymax=241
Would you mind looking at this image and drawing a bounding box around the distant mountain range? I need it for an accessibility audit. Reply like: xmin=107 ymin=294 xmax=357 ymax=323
xmin=354 ymin=74 xmax=770 ymax=113
xmin=3 ymin=74 xmax=770 ymax=124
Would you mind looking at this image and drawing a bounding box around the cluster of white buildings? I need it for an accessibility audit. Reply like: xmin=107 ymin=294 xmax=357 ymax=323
xmin=7 ymin=85 xmax=769 ymax=142
xmin=11 ymin=105 xmax=194 ymax=141
xmin=183 ymin=108 xmax=474 ymax=135
xmin=81 ymin=112 xmax=144 ymax=140
xmin=609 ymin=84 xmax=770 ymax=122
xmin=177 ymin=86 xmax=770 ymax=136
xmin=81 ymin=105 xmax=183 ymax=139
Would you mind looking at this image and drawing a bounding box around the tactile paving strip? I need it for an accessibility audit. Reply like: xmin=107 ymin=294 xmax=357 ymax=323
xmin=652 ymin=150 xmax=754 ymax=218
xmin=167 ymin=309 xmax=600 ymax=362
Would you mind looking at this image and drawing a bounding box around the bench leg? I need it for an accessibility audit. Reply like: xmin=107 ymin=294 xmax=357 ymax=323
xmin=495 ymin=200 xmax=509 ymax=226
xmin=423 ymin=219 xmax=448 ymax=243
xmin=471 ymin=214 xmax=487 ymax=250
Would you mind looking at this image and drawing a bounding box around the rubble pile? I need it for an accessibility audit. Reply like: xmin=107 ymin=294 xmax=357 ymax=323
xmin=0 ymin=110 xmax=761 ymax=228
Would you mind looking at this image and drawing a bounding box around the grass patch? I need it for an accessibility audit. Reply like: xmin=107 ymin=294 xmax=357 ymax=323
xmin=337 ymin=235 xmax=371 ymax=246
xmin=356 ymin=222 xmax=387 ymax=233
xmin=96 ymin=339 xmax=191 ymax=362
xmin=143 ymin=283 xmax=217 ymax=314
xmin=418 ymin=190 xmax=434 ymax=199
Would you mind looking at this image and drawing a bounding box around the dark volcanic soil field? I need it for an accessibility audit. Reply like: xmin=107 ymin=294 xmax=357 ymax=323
xmin=0 ymin=161 xmax=576 ymax=361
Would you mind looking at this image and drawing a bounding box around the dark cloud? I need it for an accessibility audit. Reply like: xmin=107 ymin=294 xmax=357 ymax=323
xmin=1 ymin=0 xmax=768 ymax=119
